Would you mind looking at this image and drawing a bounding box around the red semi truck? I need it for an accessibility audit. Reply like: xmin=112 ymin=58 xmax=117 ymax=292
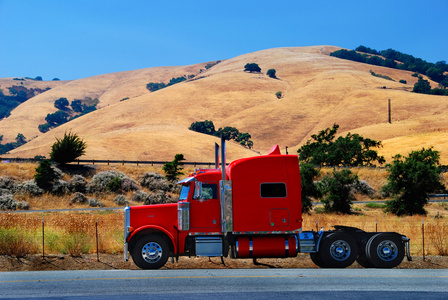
xmin=124 ymin=139 xmax=412 ymax=269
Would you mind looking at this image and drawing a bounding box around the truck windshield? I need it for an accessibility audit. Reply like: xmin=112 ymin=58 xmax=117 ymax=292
xmin=179 ymin=185 xmax=190 ymax=201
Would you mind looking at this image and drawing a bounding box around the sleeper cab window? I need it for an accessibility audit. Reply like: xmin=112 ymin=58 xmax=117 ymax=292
xmin=260 ymin=183 xmax=287 ymax=198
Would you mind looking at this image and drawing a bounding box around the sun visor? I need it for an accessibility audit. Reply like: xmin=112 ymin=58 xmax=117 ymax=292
xmin=177 ymin=177 xmax=196 ymax=184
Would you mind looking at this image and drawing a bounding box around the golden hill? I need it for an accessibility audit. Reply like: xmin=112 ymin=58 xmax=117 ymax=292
xmin=2 ymin=46 xmax=448 ymax=163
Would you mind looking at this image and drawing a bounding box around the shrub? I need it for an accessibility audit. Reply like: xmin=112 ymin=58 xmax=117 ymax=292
xmin=87 ymin=170 xmax=127 ymax=193
xmin=16 ymin=201 xmax=29 ymax=210
xmin=114 ymin=194 xmax=127 ymax=205
xmin=69 ymin=175 xmax=87 ymax=193
xmin=0 ymin=176 xmax=18 ymax=190
xmin=351 ymin=180 xmax=375 ymax=196
xmin=34 ymin=159 xmax=59 ymax=191
xmin=144 ymin=191 xmax=171 ymax=205
xmin=131 ymin=190 xmax=149 ymax=203
xmin=14 ymin=180 xmax=43 ymax=196
xmin=275 ymin=91 xmax=282 ymax=99
xmin=71 ymin=192 xmax=88 ymax=204
xmin=50 ymin=131 xmax=87 ymax=165
xmin=318 ymin=169 xmax=359 ymax=214
xmin=0 ymin=194 xmax=17 ymax=210
xmin=52 ymin=179 xmax=69 ymax=195
xmin=120 ymin=177 xmax=139 ymax=192
xmin=88 ymin=198 xmax=103 ymax=207
xmin=399 ymin=79 xmax=407 ymax=84
xmin=140 ymin=172 xmax=172 ymax=192
xmin=107 ymin=177 xmax=122 ymax=192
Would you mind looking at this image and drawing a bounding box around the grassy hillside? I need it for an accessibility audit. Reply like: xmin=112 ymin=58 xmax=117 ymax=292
xmin=2 ymin=46 xmax=448 ymax=163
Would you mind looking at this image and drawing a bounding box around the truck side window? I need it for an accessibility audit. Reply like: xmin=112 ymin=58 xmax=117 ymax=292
xmin=202 ymin=183 xmax=218 ymax=200
xmin=260 ymin=183 xmax=287 ymax=198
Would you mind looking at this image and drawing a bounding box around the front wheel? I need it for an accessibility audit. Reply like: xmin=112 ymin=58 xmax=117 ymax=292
xmin=366 ymin=233 xmax=404 ymax=268
xmin=316 ymin=232 xmax=358 ymax=268
xmin=132 ymin=235 xmax=170 ymax=269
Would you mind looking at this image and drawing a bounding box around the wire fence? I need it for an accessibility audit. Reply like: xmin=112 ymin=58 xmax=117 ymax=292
xmin=1 ymin=212 xmax=447 ymax=258
xmin=0 ymin=157 xmax=217 ymax=168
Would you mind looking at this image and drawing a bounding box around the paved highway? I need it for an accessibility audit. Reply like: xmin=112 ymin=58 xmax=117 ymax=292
xmin=1 ymin=269 xmax=447 ymax=299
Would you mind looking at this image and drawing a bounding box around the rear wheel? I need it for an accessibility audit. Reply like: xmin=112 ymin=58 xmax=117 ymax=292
xmin=132 ymin=235 xmax=170 ymax=269
xmin=356 ymin=251 xmax=375 ymax=268
xmin=316 ymin=232 xmax=358 ymax=268
xmin=310 ymin=252 xmax=325 ymax=267
xmin=366 ymin=233 xmax=404 ymax=268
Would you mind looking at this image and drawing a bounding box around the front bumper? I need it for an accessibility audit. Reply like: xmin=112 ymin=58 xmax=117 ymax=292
xmin=124 ymin=242 xmax=129 ymax=262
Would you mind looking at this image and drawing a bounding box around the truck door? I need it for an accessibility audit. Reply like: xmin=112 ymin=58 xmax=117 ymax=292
xmin=190 ymin=182 xmax=221 ymax=231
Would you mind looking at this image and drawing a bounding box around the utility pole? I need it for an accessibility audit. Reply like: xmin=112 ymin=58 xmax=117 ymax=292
xmin=388 ymin=99 xmax=391 ymax=124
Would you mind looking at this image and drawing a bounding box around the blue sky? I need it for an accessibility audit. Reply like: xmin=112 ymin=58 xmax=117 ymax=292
xmin=1 ymin=0 xmax=447 ymax=80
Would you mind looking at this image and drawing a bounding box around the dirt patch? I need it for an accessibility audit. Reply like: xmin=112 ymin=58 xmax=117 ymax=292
xmin=1 ymin=254 xmax=446 ymax=272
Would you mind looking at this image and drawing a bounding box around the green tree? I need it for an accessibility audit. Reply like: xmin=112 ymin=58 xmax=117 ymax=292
xmin=15 ymin=133 xmax=26 ymax=147
xmin=34 ymin=159 xmax=58 ymax=191
xmin=215 ymin=126 xmax=240 ymax=141
xmin=236 ymin=132 xmax=253 ymax=149
xmin=412 ymin=77 xmax=431 ymax=94
xmin=189 ymin=120 xmax=216 ymax=135
xmin=244 ymin=63 xmax=261 ymax=73
xmin=300 ymin=164 xmax=321 ymax=213
xmin=318 ymin=169 xmax=359 ymax=214
xmin=45 ymin=110 xmax=69 ymax=126
xmin=298 ymin=124 xmax=385 ymax=166
xmin=50 ymin=131 xmax=87 ymax=165
xmin=71 ymin=100 xmax=83 ymax=112
xmin=163 ymin=154 xmax=186 ymax=181
xmin=38 ymin=123 xmax=51 ymax=133
xmin=267 ymin=69 xmax=277 ymax=78
xmin=54 ymin=98 xmax=69 ymax=110
xmin=382 ymin=148 xmax=445 ymax=216
xmin=275 ymin=91 xmax=282 ymax=99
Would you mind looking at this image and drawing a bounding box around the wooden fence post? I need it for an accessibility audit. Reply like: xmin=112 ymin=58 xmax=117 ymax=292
xmin=422 ymin=220 xmax=425 ymax=261
xmin=42 ymin=219 xmax=45 ymax=259
xmin=96 ymin=218 xmax=99 ymax=262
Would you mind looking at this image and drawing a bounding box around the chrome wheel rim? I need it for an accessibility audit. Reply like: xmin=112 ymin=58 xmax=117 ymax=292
xmin=142 ymin=242 xmax=162 ymax=263
xmin=377 ymin=240 xmax=398 ymax=261
xmin=330 ymin=240 xmax=351 ymax=261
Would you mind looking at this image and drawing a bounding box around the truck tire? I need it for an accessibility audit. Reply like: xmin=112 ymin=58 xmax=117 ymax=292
xmin=310 ymin=252 xmax=325 ymax=268
xmin=132 ymin=235 xmax=169 ymax=269
xmin=318 ymin=232 xmax=358 ymax=268
xmin=365 ymin=233 xmax=404 ymax=268
xmin=356 ymin=252 xmax=375 ymax=268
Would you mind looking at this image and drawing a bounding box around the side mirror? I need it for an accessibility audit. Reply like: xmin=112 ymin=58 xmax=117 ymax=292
xmin=193 ymin=182 xmax=202 ymax=200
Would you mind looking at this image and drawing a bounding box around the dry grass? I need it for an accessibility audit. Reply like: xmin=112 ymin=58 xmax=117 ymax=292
xmin=0 ymin=211 xmax=123 ymax=256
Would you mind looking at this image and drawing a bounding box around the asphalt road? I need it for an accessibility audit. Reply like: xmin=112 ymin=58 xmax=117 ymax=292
xmin=1 ymin=269 xmax=447 ymax=299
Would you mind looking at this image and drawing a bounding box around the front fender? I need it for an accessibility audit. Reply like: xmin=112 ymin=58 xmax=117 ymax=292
xmin=128 ymin=225 xmax=176 ymax=252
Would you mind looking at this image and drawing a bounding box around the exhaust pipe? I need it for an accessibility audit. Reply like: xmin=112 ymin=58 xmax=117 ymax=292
xmin=221 ymin=136 xmax=226 ymax=181
xmin=215 ymin=143 xmax=219 ymax=169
